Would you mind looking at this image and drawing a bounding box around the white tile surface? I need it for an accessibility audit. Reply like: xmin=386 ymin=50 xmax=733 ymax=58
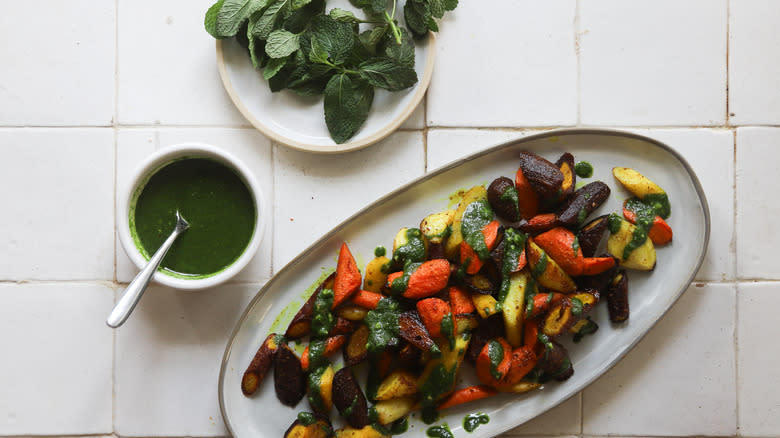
xmin=115 ymin=283 xmax=257 ymax=436
xmin=117 ymin=0 xmax=245 ymax=125
xmin=736 ymin=127 xmax=780 ymax=279
xmin=729 ymin=0 xmax=780 ymax=125
xmin=115 ymin=128 xmax=273 ymax=282
xmin=427 ymin=129 xmax=535 ymax=171
xmin=0 ymin=128 xmax=114 ymax=280
xmin=628 ymin=128 xmax=735 ymax=280
xmin=583 ymin=283 xmax=736 ymax=436
xmin=738 ymin=282 xmax=780 ymax=436
xmin=0 ymin=283 xmax=113 ymax=435
xmin=580 ymin=0 xmax=727 ymax=126
xmin=273 ymin=131 xmax=424 ymax=268
xmin=426 ymin=1 xmax=577 ymax=127
xmin=0 ymin=1 xmax=115 ymax=126
xmin=505 ymin=394 xmax=580 ymax=435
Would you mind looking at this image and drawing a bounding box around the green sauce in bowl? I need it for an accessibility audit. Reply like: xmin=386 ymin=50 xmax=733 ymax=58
xmin=130 ymin=157 xmax=256 ymax=278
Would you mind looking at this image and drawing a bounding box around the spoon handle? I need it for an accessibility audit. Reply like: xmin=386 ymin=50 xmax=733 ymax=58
xmin=106 ymin=225 xmax=185 ymax=328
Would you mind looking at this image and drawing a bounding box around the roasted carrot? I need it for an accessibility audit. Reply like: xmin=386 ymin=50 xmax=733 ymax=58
xmin=333 ymin=243 xmax=362 ymax=309
xmin=328 ymin=317 xmax=357 ymax=337
xmin=352 ymin=290 xmax=382 ymax=310
xmin=460 ymin=220 xmax=501 ymax=274
xmin=523 ymin=320 xmax=541 ymax=357
xmin=416 ymin=298 xmax=452 ymax=338
xmin=520 ymin=213 xmax=559 ymax=234
xmin=527 ymin=292 xmax=565 ymax=319
xmin=476 ymin=337 xmax=513 ymax=386
xmin=242 ymin=333 xmax=282 ymax=395
xmin=534 ymin=227 xmax=584 ymax=276
xmin=388 ymin=259 xmax=451 ymax=299
xmin=515 ymin=167 xmax=540 ymax=219
xmin=623 ymin=208 xmax=673 ymax=245
xmin=449 ymin=286 xmax=476 ymax=315
xmin=581 ymin=256 xmax=616 ymax=276
xmin=301 ymin=335 xmax=346 ymax=371
xmin=437 ymin=385 xmax=498 ymax=410
xmin=502 ymin=346 xmax=538 ymax=385
xmin=377 ymin=350 xmax=393 ymax=379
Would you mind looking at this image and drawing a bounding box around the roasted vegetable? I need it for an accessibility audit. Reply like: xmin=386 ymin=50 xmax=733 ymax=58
xmin=534 ymin=227 xmax=584 ymax=276
xmin=466 ymin=315 xmax=505 ymax=365
xmin=274 ymin=344 xmax=306 ymax=407
xmin=471 ymin=293 xmax=501 ymax=319
xmin=334 ymin=425 xmax=389 ymax=438
xmin=555 ymin=152 xmax=576 ymax=201
xmin=334 ymin=243 xmax=362 ymax=308
xmin=488 ymin=176 xmax=521 ymax=222
xmin=537 ymin=337 xmax=574 ymax=381
xmin=514 ymin=166 xmax=540 ymax=219
xmin=336 ymin=304 xmax=369 ymax=321
xmin=375 ymin=370 xmax=419 ymax=400
xmin=344 ymin=324 xmax=370 ymax=366
xmin=460 ymin=220 xmax=501 ymax=274
xmin=328 ymin=317 xmax=357 ymax=337
xmin=308 ymin=365 xmax=335 ymax=415
xmin=495 ymin=380 xmax=542 ymax=394
xmin=286 ymin=273 xmax=336 ymax=339
xmin=612 ymin=167 xmax=670 ymax=218
xmin=437 ymin=385 xmax=497 ymax=410
xmin=519 ymin=213 xmax=560 ymax=235
xmin=557 ymin=181 xmax=611 ymax=227
xmin=577 ymin=215 xmax=610 ymax=258
xmin=517 ymin=151 xmax=564 ymax=199
xmin=417 ymin=333 xmax=471 ymax=407
xmin=607 ymin=216 xmax=656 ymax=271
xmin=502 ymin=271 xmax=533 ymax=347
xmin=391 ymin=227 xmax=427 ymax=269
xmin=503 ymin=345 xmax=537 ymax=385
xmin=416 ymin=298 xmax=451 ymax=338
xmin=398 ymin=310 xmax=436 ymax=352
xmin=333 ymin=367 xmax=369 ymax=428
xmin=398 ymin=342 xmax=422 ymax=368
xmin=445 ymin=185 xmax=489 ymax=258
xmin=284 ymin=414 xmax=333 ymax=438
xmin=526 ymin=238 xmax=577 ymax=293
xmin=623 ymin=207 xmax=673 ymax=245
xmin=449 ymin=286 xmax=476 ymax=315
xmin=386 ymin=259 xmax=451 ymax=299
xmin=374 ymin=397 xmax=416 ymax=425
xmin=542 ymin=300 xmax=576 ymax=337
xmin=575 ymin=255 xmax=618 ymax=294
xmin=476 ymin=337 xmax=512 ymax=385
xmin=302 ymin=336 xmax=346 ymax=371
xmin=352 ymin=290 xmax=382 ymax=310
xmin=462 ymin=273 xmax=497 ymax=295
xmin=420 ymin=210 xmax=455 ymax=260
xmin=242 ymin=333 xmax=282 ymax=396
xmin=606 ymin=269 xmax=629 ymax=322
xmin=363 ymin=256 xmax=390 ymax=293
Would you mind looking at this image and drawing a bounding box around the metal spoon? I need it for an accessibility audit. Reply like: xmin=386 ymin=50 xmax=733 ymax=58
xmin=107 ymin=211 xmax=189 ymax=328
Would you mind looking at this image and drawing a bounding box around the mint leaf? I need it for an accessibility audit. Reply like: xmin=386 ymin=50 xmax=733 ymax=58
xmin=324 ymin=74 xmax=374 ymax=144
xmin=252 ymin=0 xmax=292 ymax=40
xmin=205 ymin=0 xmax=227 ymax=38
xmin=263 ymin=55 xmax=288 ymax=79
xmin=404 ymin=0 xmax=431 ymax=39
xmin=350 ymin=0 xmax=388 ymax=15
xmin=329 ymin=8 xmax=359 ymax=23
xmin=358 ymin=26 xmax=387 ymax=54
xmin=310 ymin=15 xmax=355 ymax=65
xmin=247 ymin=11 xmax=267 ymax=68
xmin=283 ymin=0 xmax=324 ymax=33
xmin=427 ymin=16 xmax=438 ymax=32
xmin=443 ymin=0 xmax=458 ymax=11
xmin=383 ymin=27 xmax=414 ymax=68
xmin=266 ymin=29 xmax=300 ymax=58
xmin=358 ymin=57 xmax=418 ymax=91
xmin=216 ymin=0 xmax=267 ymax=37
xmin=430 ymin=0 xmax=444 ymax=19
xmin=292 ymin=0 xmax=312 ymax=9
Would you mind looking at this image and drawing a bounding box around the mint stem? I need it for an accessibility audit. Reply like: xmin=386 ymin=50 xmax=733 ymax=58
xmin=383 ymin=10 xmax=402 ymax=45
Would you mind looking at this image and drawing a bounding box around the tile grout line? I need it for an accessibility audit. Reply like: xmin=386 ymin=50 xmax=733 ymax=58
xmin=112 ymin=0 xmax=119 ymax=433
xmin=732 ymin=127 xmax=740 ymax=436
xmin=725 ymin=0 xmax=731 ymax=125
xmin=423 ymin=92 xmax=429 ymax=172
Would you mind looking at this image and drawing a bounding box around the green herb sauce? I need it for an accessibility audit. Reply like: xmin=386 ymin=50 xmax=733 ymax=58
xmin=132 ymin=158 xmax=256 ymax=277
xmin=532 ymin=252 xmax=548 ymax=279
xmin=374 ymin=246 xmax=386 ymax=257
xmin=393 ymin=228 xmax=426 ymax=267
xmin=307 ymin=366 xmax=327 ymax=412
xmin=390 ymin=262 xmax=422 ymax=296
xmin=365 ymin=298 xmax=401 ymax=353
xmin=440 ymin=313 xmax=455 ymax=350
xmin=622 ymin=198 xmax=656 ymax=259
xmin=499 ymin=185 xmax=520 ymax=216
xmin=427 ymin=423 xmax=454 ymax=438
xmin=577 ymin=207 xmax=589 ymax=225
xmin=420 ymin=363 xmax=458 ymax=412
xmin=486 ymin=339 xmax=504 ymax=380
xmin=642 ymin=192 xmax=671 ymax=219
xmin=297 ymin=411 xmax=317 ymax=426
xmin=461 ymin=199 xmax=494 ymax=260
xmin=607 ymin=213 xmax=623 ymax=234
xmin=572 ymin=235 xmax=580 ymax=256
xmin=341 ymin=394 xmax=359 ymax=418
xmin=463 ymin=413 xmax=490 ymax=432
xmin=498 ymin=228 xmax=528 ymax=303
xmin=574 ymin=161 xmax=594 ymax=178
xmin=570 ymin=297 xmax=584 ymax=316
xmin=308 ymin=339 xmax=327 ymax=370
xmin=421 ymin=407 xmax=440 ymax=425
xmin=310 ymin=288 xmax=334 ymax=338
xmin=390 ymin=418 xmax=409 ymax=434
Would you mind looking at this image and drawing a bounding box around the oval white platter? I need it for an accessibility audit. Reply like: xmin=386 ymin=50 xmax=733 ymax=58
xmin=218 ymin=129 xmax=710 ymax=438
xmin=216 ymin=0 xmax=435 ymax=154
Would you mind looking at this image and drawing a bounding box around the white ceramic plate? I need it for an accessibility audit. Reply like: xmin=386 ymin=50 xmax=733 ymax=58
xmin=218 ymin=129 xmax=710 ymax=437
xmin=216 ymin=0 xmax=435 ymax=154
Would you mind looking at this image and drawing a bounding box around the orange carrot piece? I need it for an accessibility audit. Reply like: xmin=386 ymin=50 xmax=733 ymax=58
xmin=581 ymin=256 xmax=616 ymax=276
xmin=476 ymin=337 xmax=513 ymax=386
xmin=534 ymin=227 xmax=584 ymax=276
xmin=528 ymin=292 xmax=565 ymax=319
xmin=515 ymin=167 xmax=540 ymax=220
xmin=437 ymin=385 xmax=498 ymax=410
xmin=449 ymin=286 xmax=476 ymax=315
xmin=503 ymin=346 xmax=538 ymax=385
xmin=482 ymin=220 xmax=501 ymax=249
xmin=460 ymin=220 xmax=501 ymax=274
xmin=417 ymin=298 xmax=452 ymax=338
xmin=386 ymin=271 xmax=402 ymax=287
xmin=403 ymin=259 xmax=451 ymax=299
xmin=516 ymin=250 xmax=527 ymax=272
xmin=623 ymin=208 xmax=674 ymax=245
xmin=352 ymin=290 xmax=382 ymax=310
xmin=333 ymin=243 xmax=362 ymax=309
xmin=520 ymin=213 xmax=560 ymax=234
xmin=523 ymin=320 xmax=540 ymax=357
xmin=300 ymin=335 xmax=346 ymax=371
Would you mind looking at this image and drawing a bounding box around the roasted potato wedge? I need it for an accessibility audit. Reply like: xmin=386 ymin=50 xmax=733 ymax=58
xmin=336 ymin=304 xmax=369 ymax=321
xmin=445 ymin=185 xmax=489 ymax=259
xmin=274 ymin=344 xmax=306 ymax=407
xmin=363 ymin=256 xmax=390 ymax=293
xmin=284 ymin=415 xmax=333 ymax=438
xmin=375 ymin=370 xmax=418 ymax=400
xmin=556 ymin=181 xmax=610 ymax=227
xmin=471 ymin=293 xmax=500 ymax=319
xmin=374 ymin=396 xmax=416 ymax=425
xmin=391 ymin=227 xmax=426 ymax=268
xmin=420 ymin=210 xmax=455 ymax=259
xmin=526 ymin=238 xmax=577 ymax=293
xmin=488 ymin=176 xmax=521 ymax=222
xmin=308 ymin=365 xmax=335 ymax=415
xmin=612 ymin=167 xmax=669 ymax=217
xmin=333 ymin=367 xmax=369 ymax=428
xmin=334 ymin=425 xmax=390 ymax=438
xmin=502 ymin=271 xmax=534 ymax=347
xmin=607 ymin=218 xmax=656 ymax=271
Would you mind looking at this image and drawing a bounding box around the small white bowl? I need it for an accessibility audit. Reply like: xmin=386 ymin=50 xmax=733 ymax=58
xmin=117 ymin=143 xmax=266 ymax=290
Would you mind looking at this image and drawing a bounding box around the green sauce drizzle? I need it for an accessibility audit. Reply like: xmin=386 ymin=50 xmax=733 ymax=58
xmin=365 ymin=298 xmax=401 ymax=353
xmin=486 ymin=339 xmax=504 ymax=380
xmin=461 ymin=199 xmax=494 ymax=260
xmin=607 ymin=213 xmax=623 ymax=234
xmin=570 ymin=297 xmax=584 ymax=316
xmin=574 ymin=161 xmax=594 ymax=178
xmin=393 ymin=228 xmax=426 ymax=267
xmin=427 ymin=423 xmax=454 ymax=438
xmin=420 ymin=363 xmax=458 ymax=412
xmin=297 ymin=411 xmax=317 ymax=426
xmin=422 ymin=407 xmax=440 ymax=425
xmin=306 ymin=366 xmax=327 ymax=412
xmin=532 ymin=252 xmax=548 ymax=279
xmin=463 ymin=413 xmax=490 ymax=432
xmin=622 ymin=198 xmax=656 ymax=259
xmin=642 ymin=193 xmax=671 ymax=219
xmin=571 ymin=235 xmax=580 ymax=256
xmin=440 ymin=313 xmax=455 ymax=350
xmin=499 ymin=185 xmax=520 ymax=217
xmin=374 ymin=246 xmax=386 ymax=257
xmin=390 ymin=418 xmax=409 ymax=434
xmin=310 ymin=288 xmax=334 ymax=338
xmin=341 ymin=394 xmax=359 ymax=417
xmin=308 ymin=339 xmax=327 ymax=370
xmin=390 ymin=262 xmax=422 ymax=296
xmin=498 ymin=228 xmax=528 ymax=303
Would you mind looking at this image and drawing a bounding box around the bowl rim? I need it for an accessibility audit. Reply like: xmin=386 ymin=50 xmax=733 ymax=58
xmin=117 ymin=142 xmax=266 ymax=290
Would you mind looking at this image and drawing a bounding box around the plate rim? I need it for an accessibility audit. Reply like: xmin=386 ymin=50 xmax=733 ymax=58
xmin=217 ymin=127 xmax=711 ymax=437
xmin=215 ymin=33 xmax=437 ymax=154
